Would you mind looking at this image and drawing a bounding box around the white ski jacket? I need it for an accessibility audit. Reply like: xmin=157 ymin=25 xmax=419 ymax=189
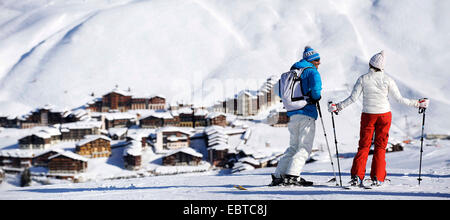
xmin=338 ymin=68 xmax=419 ymax=114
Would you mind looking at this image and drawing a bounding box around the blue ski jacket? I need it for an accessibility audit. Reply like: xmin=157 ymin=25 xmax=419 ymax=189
xmin=286 ymin=59 xmax=322 ymax=120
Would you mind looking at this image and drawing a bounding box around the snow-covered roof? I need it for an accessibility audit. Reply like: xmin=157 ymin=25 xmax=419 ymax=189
xmin=103 ymin=112 xmax=136 ymax=121
xmin=34 ymin=149 xmax=65 ymax=158
xmin=76 ymin=135 xmax=111 ymax=146
xmin=149 ymin=111 xmax=174 ymax=119
xmin=33 ymin=127 xmax=61 ymax=139
xmin=206 ymin=112 xmax=226 ymax=119
xmin=208 ymin=139 xmax=227 ymax=147
xmin=48 ymin=151 xmax=88 ymax=162
xmin=165 ymin=147 xmax=203 ymax=158
xmin=208 ymin=143 xmax=232 ymax=151
xmin=167 ymin=135 xmax=188 ymax=142
xmin=123 ymin=141 xmax=142 ymax=156
xmin=239 ymin=157 xmax=260 ymax=166
xmin=126 ymin=128 xmax=154 ymax=140
xmin=242 ymin=128 xmax=251 ymax=140
xmin=60 ymin=120 xmax=102 ymax=130
xmin=0 ymin=149 xmax=37 ymax=158
xmin=157 ymin=126 xmax=193 ymax=136
xmin=107 ymin=87 xmax=132 ymax=97
xmin=177 ymin=107 xmax=194 ymax=114
xmin=108 ymin=127 xmax=128 ymax=137
xmin=208 ymin=132 xmax=228 ymax=140
xmin=149 ymin=94 xmax=167 ymax=99
xmin=204 ymin=126 xmax=225 ymax=135
xmin=194 ymin=108 xmax=208 ymax=116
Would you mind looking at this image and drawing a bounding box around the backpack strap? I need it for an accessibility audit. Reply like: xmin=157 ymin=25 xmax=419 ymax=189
xmin=290 ymin=67 xmax=313 ymax=102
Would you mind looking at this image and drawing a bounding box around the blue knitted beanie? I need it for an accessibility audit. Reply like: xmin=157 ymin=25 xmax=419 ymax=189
xmin=303 ymin=46 xmax=320 ymax=62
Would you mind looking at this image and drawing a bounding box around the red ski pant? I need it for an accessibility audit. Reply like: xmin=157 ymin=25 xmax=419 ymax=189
xmin=351 ymin=112 xmax=392 ymax=182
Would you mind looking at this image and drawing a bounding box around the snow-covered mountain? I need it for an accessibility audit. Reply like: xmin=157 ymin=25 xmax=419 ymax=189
xmin=0 ymin=0 xmax=449 ymax=135
xmin=0 ymin=0 xmax=450 ymax=201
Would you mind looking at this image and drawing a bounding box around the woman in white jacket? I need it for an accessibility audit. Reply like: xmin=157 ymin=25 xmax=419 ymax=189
xmin=328 ymin=51 xmax=429 ymax=186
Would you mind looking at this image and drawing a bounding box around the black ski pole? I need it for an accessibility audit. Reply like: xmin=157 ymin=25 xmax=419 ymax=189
xmin=329 ymin=101 xmax=343 ymax=187
xmin=316 ymin=102 xmax=338 ymax=185
xmin=417 ymin=99 xmax=427 ymax=185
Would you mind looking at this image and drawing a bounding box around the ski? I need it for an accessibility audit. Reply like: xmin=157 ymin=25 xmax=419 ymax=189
xmin=344 ymin=185 xmax=372 ymax=190
xmin=234 ymin=185 xmax=247 ymax=190
xmin=234 ymin=182 xmax=354 ymax=190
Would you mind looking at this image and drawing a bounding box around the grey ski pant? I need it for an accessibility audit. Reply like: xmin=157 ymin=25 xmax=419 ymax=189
xmin=274 ymin=114 xmax=316 ymax=177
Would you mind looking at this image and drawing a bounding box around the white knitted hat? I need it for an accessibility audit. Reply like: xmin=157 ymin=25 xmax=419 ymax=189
xmin=369 ymin=50 xmax=385 ymax=70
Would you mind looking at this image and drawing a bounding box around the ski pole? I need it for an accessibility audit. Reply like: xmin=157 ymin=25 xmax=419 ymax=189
xmin=417 ymin=99 xmax=427 ymax=185
xmin=329 ymin=101 xmax=343 ymax=187
xmin=316 ymin=102 xmax=338 ymax=185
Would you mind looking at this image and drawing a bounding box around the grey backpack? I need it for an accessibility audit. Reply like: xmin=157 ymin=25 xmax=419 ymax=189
xmin=278 ymin=67 xmax=312 ymax=112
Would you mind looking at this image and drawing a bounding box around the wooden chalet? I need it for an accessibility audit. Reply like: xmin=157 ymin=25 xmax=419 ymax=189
xmin=140 ymin=115 xmax=164 ymax=128
xmin=48 ymin=151 xmax=88 ymax=174
xmin=207 ymin=144 xmax=235 ymax=167
xmin=276 ymin=111 xmax=289 ymax=125
xmin=33 ymin=149 xmax=64 ymax=167
xmin=139 ymin=111 xmax=174 ymax=128
xmin=126 ymin=129 xmax=154 ymax=151
xmin=60 ymin=121 xmax=102 ymax=141
xmin=0 ymin=150 xmax=34 ymax=170
xmin=19 ymin=105 xmax=68 ymax=129
xmin=152 ymin=127 xmax=192 ymax=152
xmin=206 ymin=112 xmax=227 ymax=127
xmin=87 ymin=88 xmax=167 ymax=112
xmin=267 ymin=109 xmax=289 ymax=127
xmin=163 ymin=113 xmax=179 ymax=127
xmin=123 ymin=141 xmax=142 ymax=170
xmin=75 ymin=135 xmax=112 ymax=158
xmin=102 ymin=90 xmax=132 ymax=112
xmin=131 ymin=97 xmax=148 ymax=110
xmin=177 ymin=107 xmax=194 ymax=127
xmin=162 ymin=148 xmax=203 ymax=166
xmin=148 ymin=96 xmax=166 ymax=110
xmin=108 ymin=127 xmax=128 ymax=140
xmin=103 ymin=112 xmax=136 ymax=129
xmin=0 ymin=116 xmax=20 ymax=128
xmin=18 ymin=128 xmax=61 ymax=150
xmin=194 ymin=108 xmax=208 ymax=127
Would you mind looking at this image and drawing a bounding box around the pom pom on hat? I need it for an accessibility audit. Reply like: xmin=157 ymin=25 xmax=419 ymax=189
xmin=369 ymin=50 xmax=385 ymax=70
xmin=303 ymin=46 xmax=320 ymax=62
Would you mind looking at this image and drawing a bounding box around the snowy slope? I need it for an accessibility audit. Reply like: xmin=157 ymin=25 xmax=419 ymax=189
xmin=0 ymin=0 xmax=449 ymax=135
xmin=1 ymin=141 xmax=449 ymax=200
xmin=1 ymin=121 xmax=449 ymax=200
xmin=0 ymin=0 xmax=449 ymax=200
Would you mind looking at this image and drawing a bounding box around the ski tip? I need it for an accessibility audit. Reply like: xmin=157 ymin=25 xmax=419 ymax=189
xmin=234 ymin=185 xmax=247 ymax=190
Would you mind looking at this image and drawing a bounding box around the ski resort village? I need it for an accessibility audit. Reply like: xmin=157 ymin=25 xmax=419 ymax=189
xmin=0 ymin=76 xmax=292 ymax=184
xmin=1 ymin=78 xmax=449 ymax=200
xmin=0 ymin=0 xmax=449 ymax=201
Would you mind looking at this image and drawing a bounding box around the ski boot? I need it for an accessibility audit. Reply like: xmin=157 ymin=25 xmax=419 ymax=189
xmin=370 ymin=177 xmax=389 ymax=187
xmin=350 ymin=175 xmax=364 ymax=187
xmin=283 ymin=175 xmax=313 ymax=186
xmin=268 ymin=174 xmax=284 ymax=187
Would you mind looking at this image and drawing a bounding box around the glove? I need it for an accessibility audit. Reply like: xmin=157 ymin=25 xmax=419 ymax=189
xmin=328 ymin=102 xmax=339 ymax=113
xmin=310 ymin=96 xmax=321 ymax=104
xmin=418 ymin=98 xmax=429 ymax=109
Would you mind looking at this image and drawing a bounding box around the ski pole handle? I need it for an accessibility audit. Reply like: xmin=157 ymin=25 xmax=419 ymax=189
xmin=328 ymin=101 xmax=338 ymax=115
xmin=418 ymin=98 xmax=428 ymax=114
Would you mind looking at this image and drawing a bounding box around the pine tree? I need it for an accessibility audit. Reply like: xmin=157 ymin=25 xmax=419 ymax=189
xmin=0 ymin=168 xmax=4 ymax=184
xmin=20 ymin=168 xmax=31 ymax=187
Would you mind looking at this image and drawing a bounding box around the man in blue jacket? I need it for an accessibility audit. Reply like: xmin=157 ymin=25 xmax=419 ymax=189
xmin=270 ymin=46 xmax=322 ymax=186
